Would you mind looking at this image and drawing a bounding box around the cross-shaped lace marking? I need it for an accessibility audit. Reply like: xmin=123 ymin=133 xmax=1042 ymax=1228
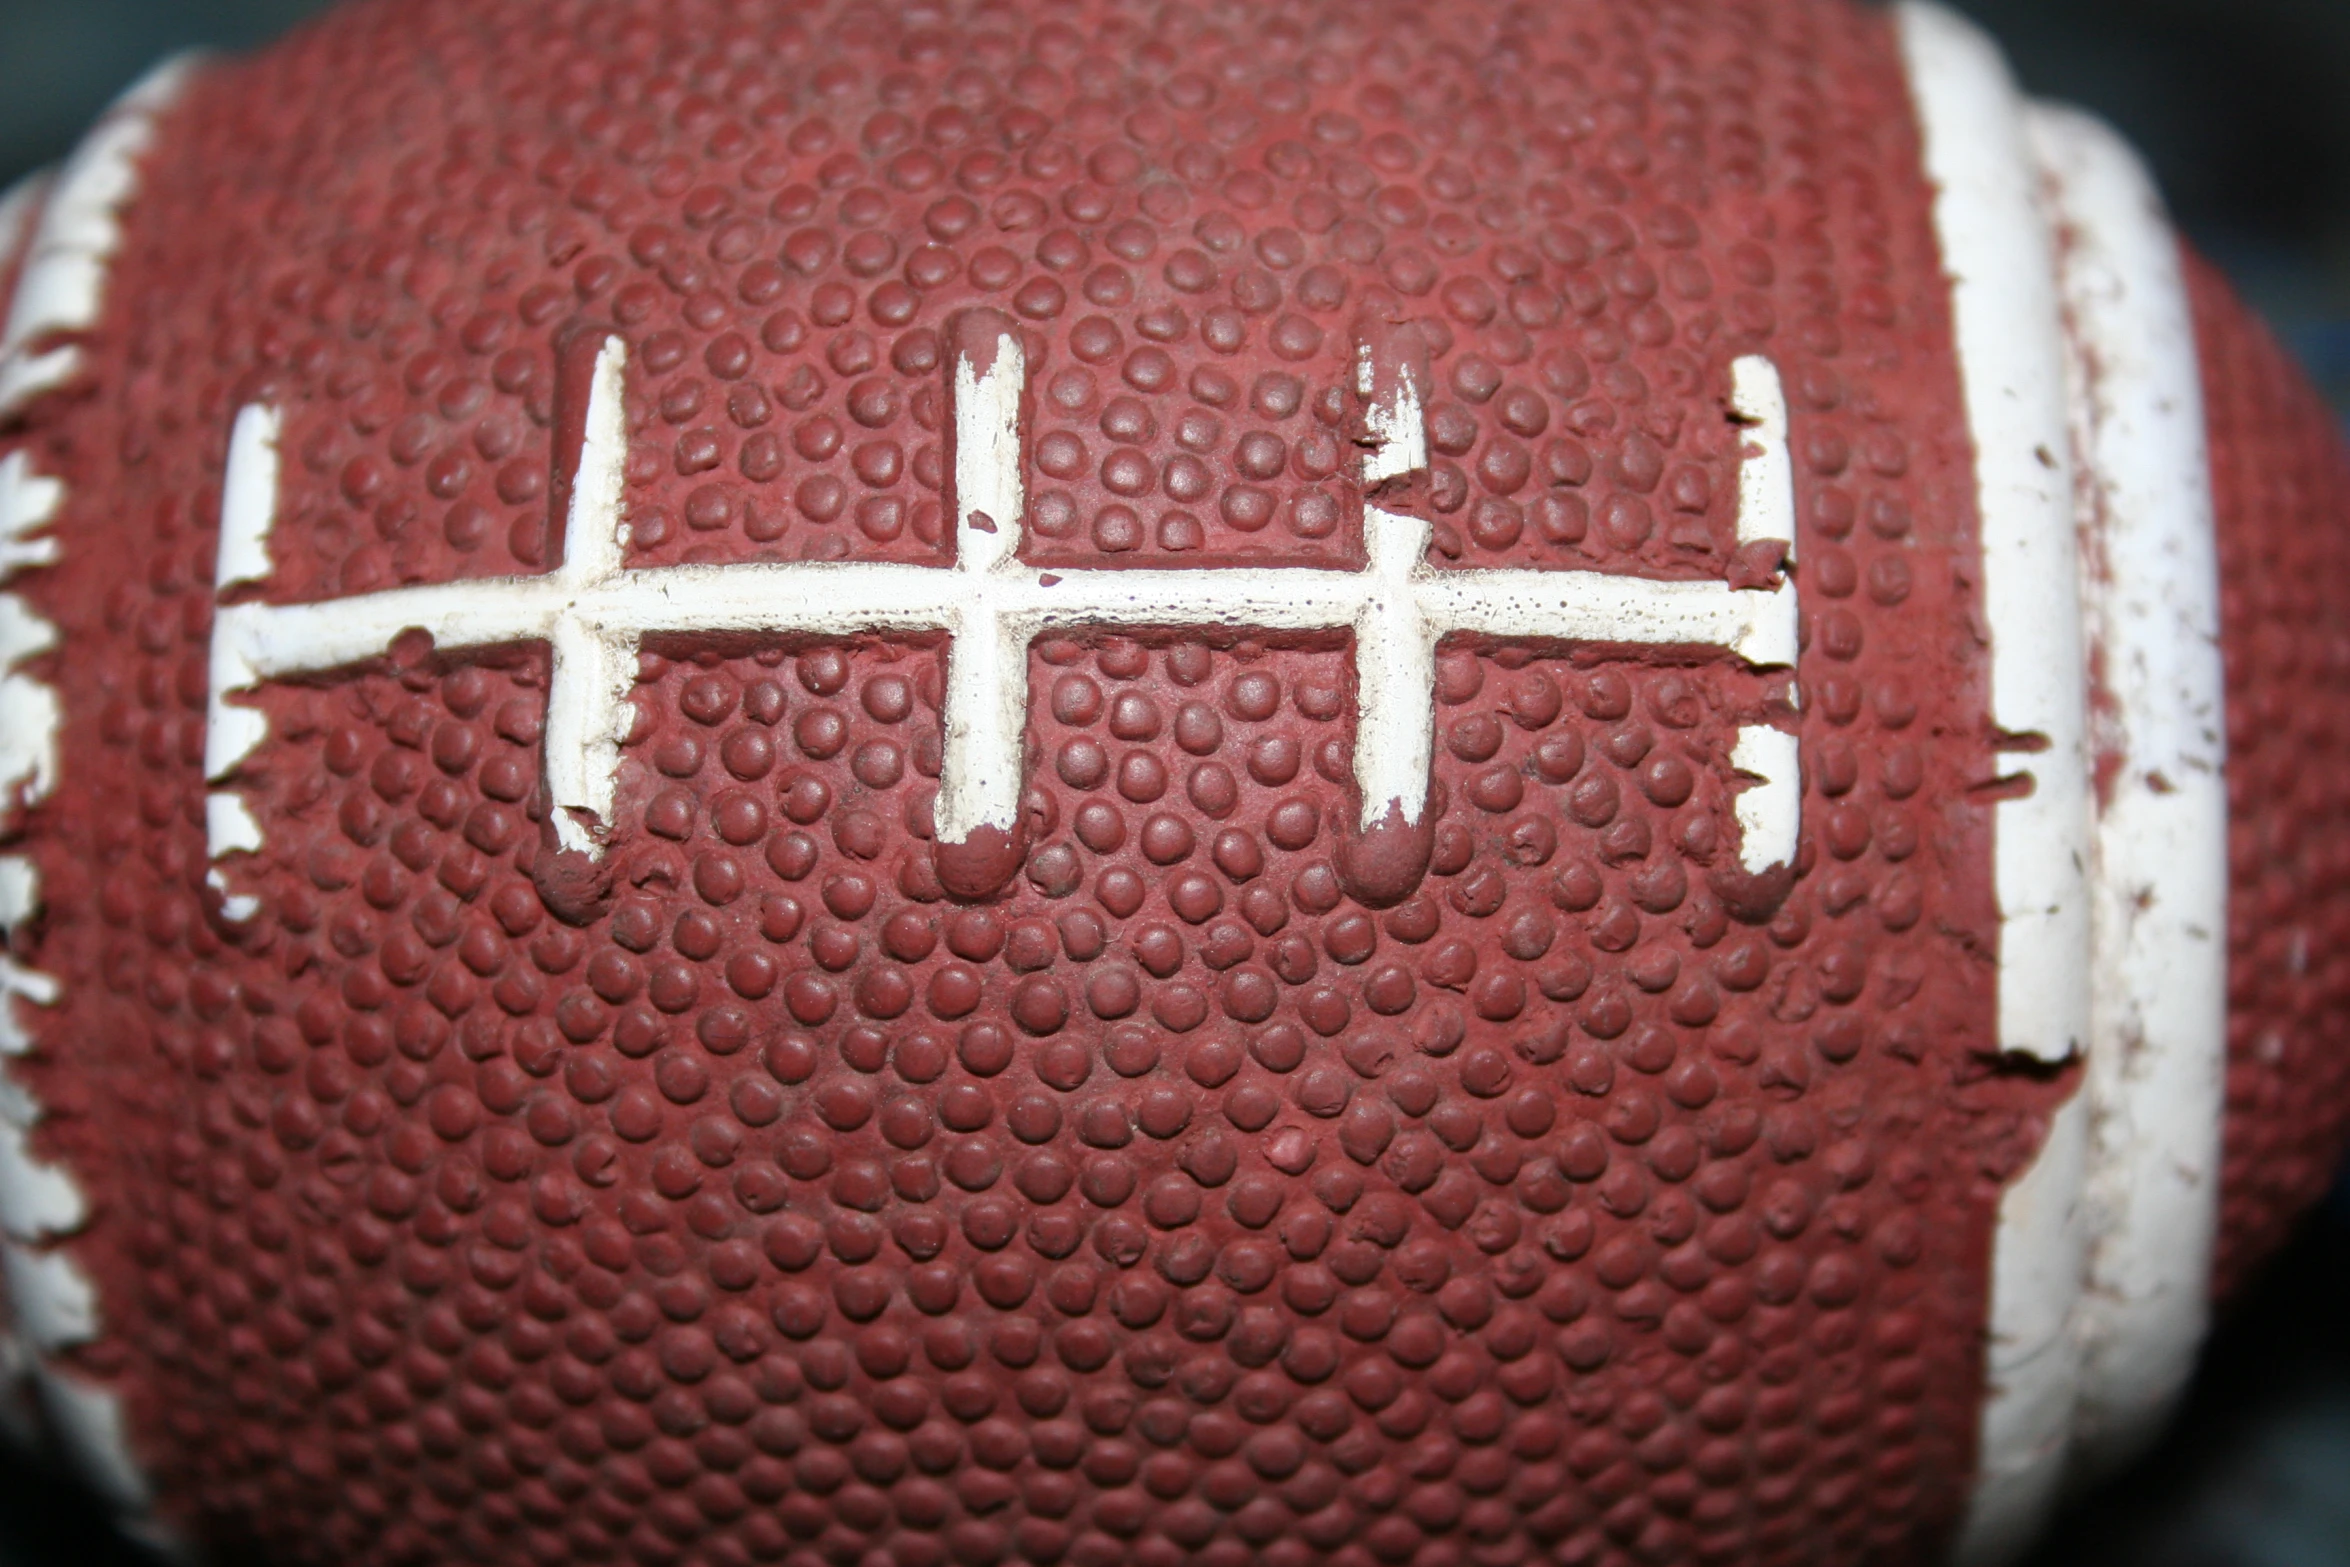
xmin=206 ymin=312 xmax=1800 ymax=908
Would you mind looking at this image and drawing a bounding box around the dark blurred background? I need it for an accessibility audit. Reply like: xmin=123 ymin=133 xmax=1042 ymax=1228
xmin=0 ymin=0 xmax=2343 ymax=1564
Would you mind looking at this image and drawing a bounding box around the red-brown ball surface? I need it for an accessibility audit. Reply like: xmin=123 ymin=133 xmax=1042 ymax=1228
xmin=0 ymin=1 xmax=2342 ymax=1565
xmin=2192 ymin=258 xmax=2350 ymax=1297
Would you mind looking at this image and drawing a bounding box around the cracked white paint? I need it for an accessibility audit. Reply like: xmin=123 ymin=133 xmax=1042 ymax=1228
xmin=1901 ymin=1 xmax=2093 ymax=1076
xmin=1903 ymin=7 xmax=2095 ymax=1556
xmin=209 ymin=335 xmax=641 ymax=858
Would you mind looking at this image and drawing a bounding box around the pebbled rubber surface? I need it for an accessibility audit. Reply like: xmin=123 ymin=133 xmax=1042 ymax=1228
xmin=0 ymin=0 xmax=2296 ymax=1563
xmin=2193 ymin=254 xmax=2350 ymax=1305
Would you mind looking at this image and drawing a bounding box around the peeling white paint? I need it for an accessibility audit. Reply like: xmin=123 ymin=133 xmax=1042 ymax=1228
xmin=0 ymin=953 xmax=57 ymax=1055
xmin=1357 ymin=339 xmax=1429 ymax=487
xmin=1900 ymin=0 xmax=2093 ymax=1076
xmin=205 ymin=788 xmax=266 ymax=923
xmin=2038 ymin=105 xmax=2229 ymax=1481
xmin=1902 ymin=7 xmax=2096 ymax=1556
xmin=0 ymin=869 xmax=77 ymax=1247
xmin=1903 ymin=8 xmax=2228 ymax=1562
xmin=0 ymin=882 xmax=155 ymax=1536
xmin=1729 ymin=725 xmax=1802 ymax=875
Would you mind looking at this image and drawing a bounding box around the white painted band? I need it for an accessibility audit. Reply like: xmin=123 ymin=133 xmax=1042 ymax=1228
xmin=1899 ymin=9 xmax=2096 ymax=1561
xmin=1899 ymin=1 xmax=2094 ymax=1073
xmin=1901 ymin=6 xmax=2229 ymax=1561
xmin=2035 ymin=104 xmax=2228 ymax=1481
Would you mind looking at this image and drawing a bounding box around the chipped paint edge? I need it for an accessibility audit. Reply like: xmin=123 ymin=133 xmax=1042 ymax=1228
xmin=2031 ymin=104 xmax=2228 ymax=1482
xmin=0 ymin=55 xmax=198 ymax=421
xmin=1898 ymin=5 xmax=2097 ymax=1562
xmin=1904 ymin=7 xmax=2232 ymax=1562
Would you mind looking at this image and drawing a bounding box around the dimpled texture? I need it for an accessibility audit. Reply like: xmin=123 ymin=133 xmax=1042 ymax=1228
xmin=2192 ymin=256 xmax=2350 ymax=1302
xmin=0 ymin=0 xmax=2235 ymax=1563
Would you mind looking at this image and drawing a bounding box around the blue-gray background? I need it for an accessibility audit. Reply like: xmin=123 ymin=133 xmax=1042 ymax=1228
xmin=0 ymin=1 xmax=2344 ymax=1564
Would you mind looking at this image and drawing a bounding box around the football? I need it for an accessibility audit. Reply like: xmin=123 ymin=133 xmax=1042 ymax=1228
xmin=0 ymin=0 xmax=2342 ymax=1564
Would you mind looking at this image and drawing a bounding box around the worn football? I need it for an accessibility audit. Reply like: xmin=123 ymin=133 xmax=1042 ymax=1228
xmin=0 ymin=0 xmax=2341 ymax=1563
